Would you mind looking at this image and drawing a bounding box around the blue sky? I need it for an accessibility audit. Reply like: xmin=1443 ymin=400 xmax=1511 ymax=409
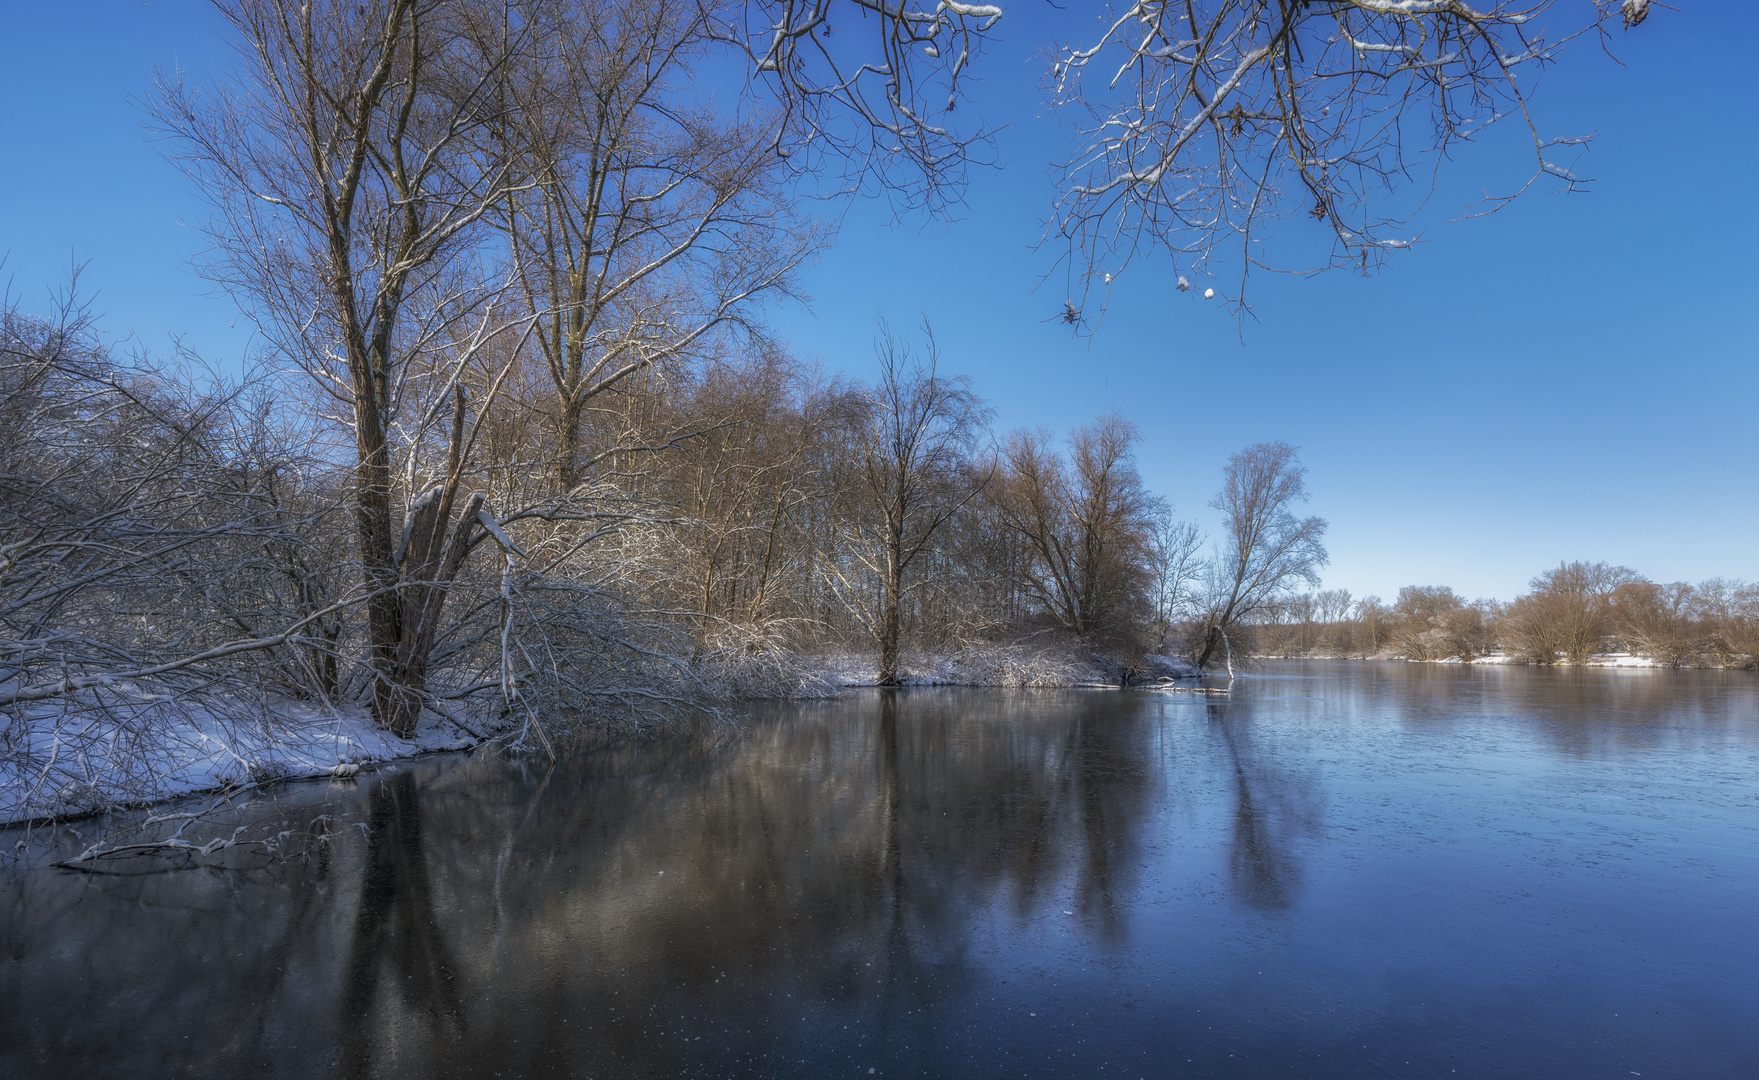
xmin=2 ymin=1 xmax=1753 ymax=603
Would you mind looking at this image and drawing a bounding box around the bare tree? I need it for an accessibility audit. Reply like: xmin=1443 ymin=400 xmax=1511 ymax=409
xmin=731 ymin=0 xmax=1003 ymax=210
xmin=1047 ymin=0 xmax=1654 ymax=314
xmin=825 ymin=322 xmax=990 ymax=683
xmin=1610 ymin=578 xmax=1698 ymax=667
xmin=1309 ymin=588 xmax=1355 ymax=655
xmin=1691 ymin=578 xmax=1759 ymax=669
xmin=993 ymin=413 xmax=1158 ymax=641
xmin=644 ymin=350 xmax=855 ymax=653
xmin=1386 ymin=585 xmax=1497 ymax=661
xmin=1503 ymin=560 xmax=1642 ymax=664
xmin=154 ymin=0 xmax=529 ymax=735
xmin=1146 ymin=510 xmax=1204 ymax=654
xmin=1352 ymin=594 xmax=1389 ymax=655
xmin=1197 ymin=442 xmax=1327 ymax=669
xmin=494 ymin=0 xmax=815 ymax=493
xmin=0 ymin=291 xmax=380 ymax=821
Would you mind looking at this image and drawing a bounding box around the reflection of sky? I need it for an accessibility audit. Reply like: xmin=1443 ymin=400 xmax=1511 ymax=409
xmin=4 ymin=664 xmax=1758 ymax=1078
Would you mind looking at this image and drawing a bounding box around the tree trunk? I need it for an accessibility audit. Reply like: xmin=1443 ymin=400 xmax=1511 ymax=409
xmin=345 ymin=330 xmax=411 ymax=735
xmin=364 ymin=388 xmax=485 ymax=737
xmin=557 ymin=392 xmax=584 ymax=493
xmin=877 ymin=523 xmax=904 ymax=685
xmin=1196 ymin=623 xmax=1221 ymax=670
xmin=878 ymin=583 xmax=902 ymax=685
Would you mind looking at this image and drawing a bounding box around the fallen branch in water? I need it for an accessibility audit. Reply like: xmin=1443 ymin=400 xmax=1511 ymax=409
xmin=46 ymin=776 xmax=347 ymax=871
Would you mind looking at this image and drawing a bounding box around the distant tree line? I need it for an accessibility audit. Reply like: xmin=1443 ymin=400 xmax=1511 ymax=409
xmin=1247 ymin=566 xmax=1759 ymax=669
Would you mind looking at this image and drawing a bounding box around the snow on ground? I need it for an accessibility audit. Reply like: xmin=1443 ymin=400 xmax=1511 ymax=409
xmin=1584 ymin=652 xmax=1667 ymax=668
xmin=1466 ymin=652 xmax=1665 ymax=667
xmin=1304 ymin=651 xmax=1672 ymax=667
xmin=822 ymin=644 xmax=1197 ymax=688
xmin=2 ymin=686 xmax=490 ymax=826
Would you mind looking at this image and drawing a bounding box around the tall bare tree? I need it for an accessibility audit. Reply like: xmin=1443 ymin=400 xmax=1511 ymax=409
xmin=1197 ymin=442 xmax=1327 ymax=669
xmin=825 ymin=322 xmax=989 ymax=683
xmin=154 ymin=0 xmax=527 ymax=735
xmin=1503 ymin=560 xmax=1642 ymax=664
xmin=494 ymin=0 xmax=815 ymax=493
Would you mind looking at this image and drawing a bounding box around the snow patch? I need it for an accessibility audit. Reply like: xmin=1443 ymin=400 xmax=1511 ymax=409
xmin=2 ymin=685 xmax=496 ymax=826
xmin=820 ymin=644 xmax=1195 ymax=689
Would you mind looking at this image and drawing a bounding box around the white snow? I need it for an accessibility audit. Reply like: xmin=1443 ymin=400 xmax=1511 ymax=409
xmin=1456 ymin=652 xmax=1663 ymax=667
xmin=819 ymin=644 xmax=1194 ymax=689
xmin=1584 ymin=652 xmax=1666 ymax=668
xmin=2 ymin=685 xmax=494 ymax=826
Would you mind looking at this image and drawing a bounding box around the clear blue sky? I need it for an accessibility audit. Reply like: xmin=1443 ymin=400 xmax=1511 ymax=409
xmin=2 ymin=1 xmax=1753 ymax=603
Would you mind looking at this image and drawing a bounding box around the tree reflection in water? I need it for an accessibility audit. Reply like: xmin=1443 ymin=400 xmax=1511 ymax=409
xmin=0 ymin=689 xmax=1158 ymax=1077
xmin=5 ymin=671 xmax=1759 ymax=1079
xmin=341 ymin=769 xmax=465 ymax=1077
xmin=0 ymin=688 xmax=1285 ymax=1075
xmin=1207 ymin=697 xmax=1319 ymax=910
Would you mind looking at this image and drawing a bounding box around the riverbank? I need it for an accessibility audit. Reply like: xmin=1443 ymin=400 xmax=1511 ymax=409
xmin=820 ymin=642 xmax=1197 ymax=688
xmin=1253 ymin=650 xmax=1747 ymax=668
xmin=3 ymin=642 xmax=1200 ymax=826
xmin=1463 ymin=652 xmax=1670 ymax=668
xmin=26 ymin=648 xmax=1722 ymax=826
xmin=1 ymin=688 xmax=498 ymax=827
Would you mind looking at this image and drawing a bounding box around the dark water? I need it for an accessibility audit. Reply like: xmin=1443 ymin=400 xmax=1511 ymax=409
xmin=4 ymin=662 xmax=1758 ymax=1080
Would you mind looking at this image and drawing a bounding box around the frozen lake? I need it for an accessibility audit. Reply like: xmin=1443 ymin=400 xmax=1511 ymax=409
xmin=4 ymin=661 xmax=1757 ymax=1078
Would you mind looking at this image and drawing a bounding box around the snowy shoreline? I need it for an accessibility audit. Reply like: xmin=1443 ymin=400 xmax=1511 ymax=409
xmin=1252 ymin=651 xmax=1692 ymax=669
xmin=1 ymin=641 xmax=1191 ymax=827
xmin=3 ymin=649 xmax=1731 ymax=828
xmin=1 ymin=691 xmax=495 ymax=829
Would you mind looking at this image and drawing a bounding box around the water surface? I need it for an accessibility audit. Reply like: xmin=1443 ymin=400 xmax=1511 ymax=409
xmin=4 ymin=661 xmax=1757 ymax=1079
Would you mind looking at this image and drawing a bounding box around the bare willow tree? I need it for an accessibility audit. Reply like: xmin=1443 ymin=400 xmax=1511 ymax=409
xmin=494 ymin=0 xmax=815 ymax=493
xmin=1198 ymin=441 xmax=1327 ymax=669
xmin=153 ymin=0 xmax=529 ymax=735
xmin=993 ymin=413 xmax=1159 ymax=640
xmin=826 ymin=322 xmax=990 ymax=683
xmin=1048 ymin=0 xmax=1655 ymax=313
xmin=1503 ymin=560 xmax=1642 ymax=664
